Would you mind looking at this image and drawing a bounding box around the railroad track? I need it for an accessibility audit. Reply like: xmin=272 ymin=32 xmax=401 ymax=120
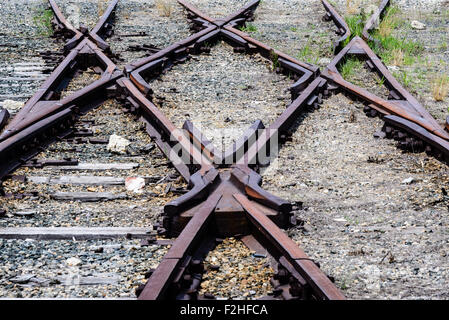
xmin=0 ymin=0 xmax=448 ymax=300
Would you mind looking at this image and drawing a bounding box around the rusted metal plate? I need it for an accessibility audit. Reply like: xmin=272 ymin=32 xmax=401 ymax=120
xmin=164 ymin=193 xmax=221 ymax=259
xmin=234 ymin=194 xmax=345 ymax=300
xmin=362 ymin=0 xmax=391 ymax=42
xmin=88 ymin=0 xmax=119 ymax=50
xmin=164 ymin=169 xmax=219 ymax=216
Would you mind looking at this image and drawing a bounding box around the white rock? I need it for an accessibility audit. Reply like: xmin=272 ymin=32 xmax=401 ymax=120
xmin=66 ymin=257 xmax=82 ymax=266
xmin=2 ymin=100 xmax=24 ymax=113
xmin=107 ymin=134 xmax=130 ymax=154
xmin=319 ymin=58 xmax=331 ymax=66
xmin=401 ymin=177 xmax=415 ymax=185
xmin=388 ymin=65 xmax=400 ymax=72
xmin=125 ymin=177 xmax=145 ymax=194
xmin=10 ymin=274 xmax=35 ymax=284
xmin=334 ymin=218 xmax=347 ymax=223
xmin=411 ymin=20 xmax=426 ymax=30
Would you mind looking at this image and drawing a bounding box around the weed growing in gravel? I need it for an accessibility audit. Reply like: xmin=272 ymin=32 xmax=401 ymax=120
xmin=373 ymin=33 xmax=423 ymax=66
xmin=393 ymin=70 xmax=412 ymax=88
xmin=431 ymin=74 xmax=449 ymax=101
xmin=339 ymin=57 xmax=363 ymax=80
xmin=297 ymin=40 xmax=319 ymax=64
xmin=33 ymin=8 xmax=54 ymax=37
xmin=345 ymin=0 xmax=361 ymax=15
xmin=344 ymin=14 xmax=365 ymax=46
xmin=390 ymin=48 xmax=404 ymax=66
xmin=371 ymin=7 xmax=423 ymax=66
xmin=269 ymin=50 xmax=280 ymax=72
xmin=343 ymin=5 xmax=423 ymax=67
xmin=239 ymin=23 xmax=257 ymax=33
xmin=376 ymin=76 xmax=386 ymax=88
xmin=438 ymin=41 xmax=448 ymax=51
xmin=376 ymin=5 xmax=401 ymax=38
xmin=155 ymin=0 xmax=173 ymax=17
xmin=97 ymin=0 xmax=107 ymax=16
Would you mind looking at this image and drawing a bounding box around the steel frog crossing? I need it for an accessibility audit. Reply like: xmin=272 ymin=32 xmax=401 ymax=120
xmin=1 ymin=0 xmax=448 ymax=300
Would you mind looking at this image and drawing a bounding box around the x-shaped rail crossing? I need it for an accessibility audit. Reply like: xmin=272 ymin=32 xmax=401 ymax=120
xmin=1 ymin=0 xmax=448 ymax=300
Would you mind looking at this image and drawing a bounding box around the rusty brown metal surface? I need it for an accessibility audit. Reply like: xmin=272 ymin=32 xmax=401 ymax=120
xmin=3 ymin=0 xmax=447 ymax=301
xmin=321 ymin=0 xmax=351 ymax=53
xmin=362 ymin=0 xmax=391 ymax=43
xmin=235 ymin=194 xmax=345 ymax=300
xmin=88 ymin=0 xmax=119 ymax=51
xmin=48 ymin=0 xmax=84 ymax=51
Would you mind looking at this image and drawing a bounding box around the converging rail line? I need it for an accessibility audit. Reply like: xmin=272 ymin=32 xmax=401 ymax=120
xmin=0 ymin=0 xmax=448 ymax=300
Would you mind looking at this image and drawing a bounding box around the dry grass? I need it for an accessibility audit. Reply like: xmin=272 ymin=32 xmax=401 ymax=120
xmin=431 ymin=74 xmax=449 ymax=101
xmin=377 ymin=6 xmax=400 ymax=38
xmin=155 ymin=0 xmax=173 ymax=17
xmin=97 ymin=0 xmax=106 ymax=17
xmin=391 ymin=48 xmax=404 ymax=66
xmin=346 ymin=0 xmax=361 ymax=15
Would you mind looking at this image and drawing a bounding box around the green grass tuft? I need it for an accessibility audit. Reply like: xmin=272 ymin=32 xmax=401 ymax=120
xmin=343 ymin=14 xmax=365 ymax=46
xmin=33 ymin=8 xmax=54 ymax=37
xmin=297 ymin=39 xmax=319 ymax=64
xmin=342 ymin=6 xmax=423 ymax=67
xmin=339 ymin=57 xmax=363 ymax=80
xmin=269 ymin=50 xmax=279 ymax=72
xmin=239 ymin=22 xmax=257 ymax=33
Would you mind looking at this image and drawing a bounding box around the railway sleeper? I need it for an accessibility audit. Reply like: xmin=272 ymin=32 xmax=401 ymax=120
xmin=359 ymin=104 xmax=445 ymax=159
xmin=0 ymin=110 xmax=76 ymax=181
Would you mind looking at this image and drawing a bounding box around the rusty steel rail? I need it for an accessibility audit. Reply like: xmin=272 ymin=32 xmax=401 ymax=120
xmin=3 ymin=0 xmax=448 ymax=302
xmin=0 ymin=1 xmax=122 ymax=180
xmin=0 ymin=0 xmax=342 ymax=300
xmin=321 ymin=2 xmax=449 ymax=162
xmin=88 ymin=0 xmax=119 ymax=51
xmin=124 ymin=0 xmax=345 ymax=301
xmin=48 ymin=0 xmax=84 ymax=51
xmin=321 ymin=0 xmax=351 ymax=53
xmin=362 ymin=0 xmax=391 ymax=43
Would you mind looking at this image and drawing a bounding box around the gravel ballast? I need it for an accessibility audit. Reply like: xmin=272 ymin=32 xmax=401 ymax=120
xmin=0 ymin=239 xmax=168 ymax=298
xmin=0 ymin=0 xmax=448 ymax=300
